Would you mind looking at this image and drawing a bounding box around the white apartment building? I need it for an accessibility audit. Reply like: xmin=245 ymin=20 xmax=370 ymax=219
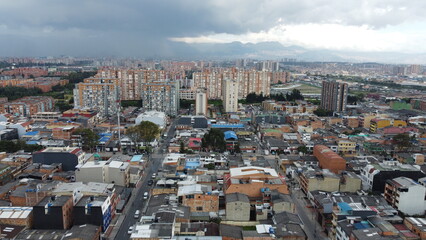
xmin=75 ymin=160 xmax=130 ymax=187
xmin=384 ymin=177 xmax=426 ymax=216
xmin=222 ymin=79 xmax=239 ymax=113
xmin=195 ymin=88 xmax=207 ymax=116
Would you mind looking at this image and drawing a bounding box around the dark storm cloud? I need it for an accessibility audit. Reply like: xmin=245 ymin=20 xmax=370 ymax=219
xmin=0 ymin=0 xmax=425 ymax=57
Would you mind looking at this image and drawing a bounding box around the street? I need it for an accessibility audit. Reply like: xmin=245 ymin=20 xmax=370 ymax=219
xmin=290 ymin=182 xmax=328 ymax=240
xmin=113 ymin=119 xmax=177 ymax=240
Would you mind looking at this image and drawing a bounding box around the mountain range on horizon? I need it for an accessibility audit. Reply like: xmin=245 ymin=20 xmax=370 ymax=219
xmin=165 ymin=41 xmax=426 ymax=64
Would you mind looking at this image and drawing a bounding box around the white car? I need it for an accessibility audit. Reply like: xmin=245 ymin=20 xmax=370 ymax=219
xmin=143 ymin=191 xmax=149 ymax=199
xmin=128 ymin=226 xmax=134 ymax=234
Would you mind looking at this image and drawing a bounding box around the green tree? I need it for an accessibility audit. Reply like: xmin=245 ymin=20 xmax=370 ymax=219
xmin=126 ymin=125 xmax=142 ymax=153
xmin=205 ymin=163 xmax=215 ymax=170
xmin=0 ymin=140 xmax=43 ymax=153
xmin=313 ymin=108 xmax=334 ymax=117
xmin=139 ymin=121 xmax=160 ymax=145
xmin=121 ymin=100 xmax=142 ymax=108
xmin=392 ymin=133 xmax=412 ymax=152
xmin=201 ymin=129 xmax=226 ymax=152
xmin=234 ymin=144 xmax=241 ymax=154
xmin=246 ymin=92 xmax=267 ymax=103
xmin=286 ymin=89 xmax=304 ymax=101
xmin=179 ymin=141 xmax=186 ymax=153
xmin=297 ymin=145 xmax=309 ymax=154
xmin=73 ymin=128 xmax=99 ymax=152
xmin=55 ymin=100 xmax=73 ymax=112
xmin=61 ymin=71 xmax=97 ymax=84
xmin=0 ymin=86 xmax=43 ymax=101
xmin=180 ymin=99 xmax=195 ymax=109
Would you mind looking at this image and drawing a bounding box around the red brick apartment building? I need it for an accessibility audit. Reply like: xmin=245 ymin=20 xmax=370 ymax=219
xmin=0 ymin=96 xmax=54 ymax=117
xmin=313 ymin=145 xmax=346 ymax=174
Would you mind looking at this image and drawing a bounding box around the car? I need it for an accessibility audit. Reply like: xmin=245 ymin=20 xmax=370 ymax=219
xmin=151 ymin=173 xmax=157 ymax=179
xmin=134 ymin=210 xmax=140 ymax=219
xmin=128 ymin=226 xmax=134 ymax=234
xmin=143 ymin=192 xmax=149 ymax=199
xmin=147 ymin=180 xmax=154 ymax=186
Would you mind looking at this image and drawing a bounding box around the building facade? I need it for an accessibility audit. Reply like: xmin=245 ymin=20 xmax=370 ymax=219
xmin=75 ymin=160 xmax=130 ymax=187
xmin=32 ymin=147 xmax=85 ymax=171
xmin=384 ymin=177 xmax=426 ymax=216
xmin=225 ymin=192 xmax=250 ymax=221
xmin=0 ymin=96 xmax=54 ymax=117
xmin=73 ymin=78 xmax=120 ymax=118
xmin=320 ymin=81 xmax=348 ymax=112
xmin=313 ymin=145 xmax=346 ymax=174
xmin=222 ymin=79 xmax=239 ymax=113
xmin=33 ymin=196 xmax=74 ymax=230
xmin=140 ymin=81 xmax=180 ymax=116
xmin=195 ymin=88 xmax=208 ymax=116
xmin=74 ymin=196 xmax=112 ymax=232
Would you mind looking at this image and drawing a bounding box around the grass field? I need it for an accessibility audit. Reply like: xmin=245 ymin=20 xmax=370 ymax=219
xmin=272 ymin=83 xmax=322 ymax=94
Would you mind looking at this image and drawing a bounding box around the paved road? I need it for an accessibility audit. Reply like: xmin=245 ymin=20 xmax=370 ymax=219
xmin=114 ymin=119 xmax=177 ymax=240
xmin=290 ymin=183 xmax=328 ymax=240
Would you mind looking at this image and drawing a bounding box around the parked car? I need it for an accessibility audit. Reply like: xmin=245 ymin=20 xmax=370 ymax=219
xmin=147 ymin=180 xmax=154 ymax=186
xmin=143 ymin=192 xmax=149 ymax=200
xmin=134 ymin=210 xmax=140 ymax=219
xmin=128 ymin=226 xmax=134 ymax=234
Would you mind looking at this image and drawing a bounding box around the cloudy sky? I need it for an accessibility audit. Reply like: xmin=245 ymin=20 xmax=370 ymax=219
xmin=1 ymin=0 xmax=426 ymax=58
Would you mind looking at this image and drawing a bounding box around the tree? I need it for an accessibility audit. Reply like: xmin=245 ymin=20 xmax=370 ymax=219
xmin=201 ymin=129 xmax=226 ymax=152
xmin=234 ymin=144 xmax=241 ymax=154
xmin=205 ymin=163 xmax=215 ymax=170
xmin=126 ymin=125 xmax=142 ymax=153
xmin=73 ymin=128 xmax=99 ymax=152
xmin=313 ymin=108 xmax=333 ymax=117
xmin=179 ymin=141 xmax=186 ymax=153
xmin=297 ymin=146 xmax=309 ymax=154
xmin=393 ymin=133 xmax=412 ymax=152
xmin=55 ymin=101 xmax=73 ymax=112
xmin=0 ymin=140 xmax=43 ymax=153
xmin=246 ymin=92 xmax=267 ymax=103
xmin=286 ymin=89 xmax=304 ymax=101
xmin=139 ymin=121 xmax=160 ymax=145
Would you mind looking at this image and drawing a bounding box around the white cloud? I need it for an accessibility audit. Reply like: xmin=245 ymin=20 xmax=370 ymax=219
xmin=170 ymin=22 xmax=426 ymax=53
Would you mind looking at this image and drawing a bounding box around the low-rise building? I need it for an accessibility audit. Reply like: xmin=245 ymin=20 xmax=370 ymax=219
xmin=384 ymin=177 xmax=426 ymax=216
xmin=299 ymin=169 xmax=361 ymax=194
xmin=74 ymin=196 xmax=112 ymax=232
xmin=0 ymin=207 xmax=33 ymax=227
xmin=178 ymin=184 xmax=219 ymax=213
xmin=135 ymin=111 xmax=167 ymax=129
xmin=33 ymin=195 xmax=74 ymax=230
xmin=75 ymin=160 xmax=130 ymax=187
xmin=225 ymin=192 xmax=250 ymax=221
xmin=313 ymin=145 xmax=346 ymax=174
xmin=404 ymin=217 xmax=426 ymax=240
xmin=361 ymin=161 xmax=425 ymax=192
xmin=32 ymin=147 xmax=85 ymax=171
xmin=225 ymin=166 xmax=288 ymax=200
xmin=0 ymin=96 xmax=54 ymax=117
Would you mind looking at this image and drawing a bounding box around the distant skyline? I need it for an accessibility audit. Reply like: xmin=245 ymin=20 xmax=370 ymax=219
xmin=2 ymin=0 xmax=426 ymax=63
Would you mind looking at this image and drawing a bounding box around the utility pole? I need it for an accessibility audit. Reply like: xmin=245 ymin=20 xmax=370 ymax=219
xmin=117 ymin=98 xmax=121 ymax=153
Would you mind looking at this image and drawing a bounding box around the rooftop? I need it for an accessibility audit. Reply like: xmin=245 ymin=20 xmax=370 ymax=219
xmin=226 ymin=192 xmax=249 ymax=203
xmin=36 ymin=195 xmax=71 ymax=207
xmin=230 ymin=166 xmax=279 ymax=178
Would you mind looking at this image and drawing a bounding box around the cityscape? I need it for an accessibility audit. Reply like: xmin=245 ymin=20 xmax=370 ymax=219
xmin=0 ymin=1 xmax=426 ymax=240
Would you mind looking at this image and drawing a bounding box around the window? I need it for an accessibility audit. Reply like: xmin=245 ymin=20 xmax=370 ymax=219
xmin=196 ymin=207 xmax=203 ymax=211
